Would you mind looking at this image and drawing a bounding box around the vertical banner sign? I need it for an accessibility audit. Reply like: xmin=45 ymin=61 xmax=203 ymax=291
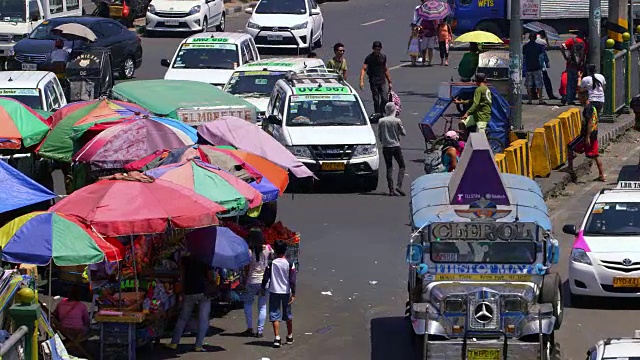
xmin=521 ymin=0 xmax=541 ymax=19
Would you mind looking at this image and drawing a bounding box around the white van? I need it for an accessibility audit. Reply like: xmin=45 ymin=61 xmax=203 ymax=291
xmin=223 ymin=57 xmax=325 ymax=118
xmin=0 ymin=71 xmax=66 ymax=113
xmin=161 ymin=32 xmax=259 ymax=87
xmin=262 ymin=71 xmax=379 ymax=191
xmin=0 ymin=0 xmax=82 ymax=60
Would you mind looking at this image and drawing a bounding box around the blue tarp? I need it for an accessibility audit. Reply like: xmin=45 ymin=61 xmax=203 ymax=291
xmin=0 ymin=160 xmax=56 ymax=214
xmin=419 ymin=85 xmax=510 ymax=148
xmin=410 ymin=172 xmax=552 ymax=231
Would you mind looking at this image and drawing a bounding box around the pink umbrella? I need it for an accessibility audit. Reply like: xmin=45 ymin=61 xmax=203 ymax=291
xmin=197 ymin=116 xmax=314 ymax=178
xmin=73 ymin=118 xmax=196 ymax=170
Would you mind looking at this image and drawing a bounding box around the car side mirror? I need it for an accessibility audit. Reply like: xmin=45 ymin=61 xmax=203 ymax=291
xmin=160 ymin=59 xmax=170 ymax=67
xmin=310 ymin=8 xmax=320 ymax=15
xmin=267 ymin=114 xmax=281 ymax=125
xmin=406 ymin=244 xmax=423 ymax=265
xmin=244 ymin=7 xmax=253 ymax=14
xmin=562 ymin=224 xmax=578 ymax=236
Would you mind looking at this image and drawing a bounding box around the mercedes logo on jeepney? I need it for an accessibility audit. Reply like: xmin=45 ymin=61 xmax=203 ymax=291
xmin=474 ymin=303 xmax=494 ymax=323
xmin=623 ymin=258 xmax=633 ymax=266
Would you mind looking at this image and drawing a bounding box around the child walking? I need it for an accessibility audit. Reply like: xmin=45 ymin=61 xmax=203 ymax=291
xmin=437 ymin=18 xmax=453 ymax=66
xmin=261 ymin=240 xmax=296 ymax=348
xmin=408 ymin=26 xmax=422 ymax=66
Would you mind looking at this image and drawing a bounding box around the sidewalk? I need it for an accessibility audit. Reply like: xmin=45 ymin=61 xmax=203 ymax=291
xmin=520 ymin=103 xmax=636 ymax=199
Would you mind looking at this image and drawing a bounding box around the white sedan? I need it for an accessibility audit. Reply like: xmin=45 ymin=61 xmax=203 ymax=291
xmin=564 ymin=181 xmax=640 ymax=305
xmin=146 ymin=0 xmax=226 ymax=34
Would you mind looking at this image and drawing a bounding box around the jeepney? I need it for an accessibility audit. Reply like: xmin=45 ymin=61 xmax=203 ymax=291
xmin=405 ymin=133 xmax=562 ymax=360
xmin=110 ymin=79 xmax=259 ymax=126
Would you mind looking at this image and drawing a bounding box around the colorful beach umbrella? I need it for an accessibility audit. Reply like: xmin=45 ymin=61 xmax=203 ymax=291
xmin=73 ymin=117 xmax=196 ymax=170
xmin=214 ymin=148 xmax=289 ymax=195
xmin=197 ymin=116 xmax=314 ymax=178
xmin=416 ymin=0 xmax=450 ymax=21
xmin=145 ymin=159 xmax=262 ymax=217
xmin=50 ymin=178 xmax=226 ymax=237
xmin=0 ymin=212 xmax=124 ymax=265
xmin=36 ymin=99 xmax=149 ymax=162
xmin=0 ymin=97 xmax=50 ymax=150
xmin=186 ymin=226 xmax=250 ymax=270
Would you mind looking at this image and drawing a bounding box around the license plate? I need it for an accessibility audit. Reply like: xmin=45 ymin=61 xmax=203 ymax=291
xmin=267 ymin=34 xmax=283 ymax=41
xmin=21 ymin=63 xmax=36 ymax=71
xmin=165 ymin=19 xmax=179 ymax=26
xmin=320 ymin=162 xmax=345 ymax=171
xmin=613 ymin=277 xmax=640 ymax=287
xmin=467 ymin=348 xmax=500 ymax=360
xmin=109 ymin=6 xmax=123 ymax=17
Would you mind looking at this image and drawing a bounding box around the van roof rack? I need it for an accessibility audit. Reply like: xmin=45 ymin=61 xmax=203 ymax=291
xmin=284 ymin=70 xmax=347 ymax=86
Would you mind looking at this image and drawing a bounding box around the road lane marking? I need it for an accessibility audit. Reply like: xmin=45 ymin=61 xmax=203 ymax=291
xmin=361 ymin=19 xmax=385 ymax=26
xmin=389 ymin=63 xmax=407 ymax=70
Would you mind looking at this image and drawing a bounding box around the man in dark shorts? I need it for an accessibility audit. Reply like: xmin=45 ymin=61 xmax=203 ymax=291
xmin=360 ymin=41 xmax=393 ymax=119
xmin=568 ymin=89 xmax=605 ymax=182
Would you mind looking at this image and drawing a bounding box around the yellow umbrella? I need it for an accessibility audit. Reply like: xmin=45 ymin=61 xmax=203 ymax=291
xmin=455 ymin=31 xmax=504 ymax=44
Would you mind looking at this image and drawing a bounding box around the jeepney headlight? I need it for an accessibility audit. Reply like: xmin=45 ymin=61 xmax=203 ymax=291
xmin=188 ymin=5 xmax=201 ymax=15
xmin=444 ymin=297 xmax=465 ymax=312
xmin=353 ymin=144 xmax=377 ymax=158
xmin=503 ymin=297 xmax=527 ymax=313
xmin=570 ymin=248 xmax=592 ymax=265
xmin=285 ymin=145 xmax=312 ymax=159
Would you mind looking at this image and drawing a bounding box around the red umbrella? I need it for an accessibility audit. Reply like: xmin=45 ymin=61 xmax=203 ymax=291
xmin=50 ymin=178 xmax=226 ymax=236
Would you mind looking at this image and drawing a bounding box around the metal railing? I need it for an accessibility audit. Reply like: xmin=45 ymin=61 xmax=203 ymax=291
xmin=0 ymin=326 xmax=28 ymax=360
xmin=615 ymin=50 xmax=628 ymax=112
xmin=630 ymin=43 xmax=640 ymax=98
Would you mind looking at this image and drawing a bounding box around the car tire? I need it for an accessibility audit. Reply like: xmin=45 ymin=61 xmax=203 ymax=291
xmin=120 ymin=56 xmax=136 ymax=79
xmin=314 ymin=25 xmax=323 ymax=48
xmin=539 ymin=272 xmax=563 ymax=330
xmin=362 ymin=173 xmax=378 ymax=192
xmin=216 ymin=12 xmax=225 ymax=31
xmin=201 ymin=16 xmax=208 ymax=32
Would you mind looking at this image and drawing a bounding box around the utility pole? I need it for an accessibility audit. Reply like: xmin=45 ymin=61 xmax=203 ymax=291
xmin=588 ymin=0 xmax=601 ymax=70
xmin=508 ymin=0 xmax=523 ymax=130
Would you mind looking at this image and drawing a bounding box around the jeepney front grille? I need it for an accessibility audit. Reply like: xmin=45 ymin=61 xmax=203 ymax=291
xmin=155 ymin=11 xmax=189 ymax=18
xmin=0 ymin=34 xmax=12 ymax=42
xmin=309 ymin=145 xmax=354 ymax=160
xmin=468 ymin=290 xmax=500 ymax=331
xmin=15 ymin=53 xmax=47 ymax=63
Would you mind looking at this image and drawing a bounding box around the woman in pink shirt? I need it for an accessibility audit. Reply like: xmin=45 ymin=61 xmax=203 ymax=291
xmin=53 ymin=285 xmax=90 ymax=335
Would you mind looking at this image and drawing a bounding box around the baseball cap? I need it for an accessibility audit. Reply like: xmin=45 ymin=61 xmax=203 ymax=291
xmin=372 ymin=41 xmax=382 ymax=49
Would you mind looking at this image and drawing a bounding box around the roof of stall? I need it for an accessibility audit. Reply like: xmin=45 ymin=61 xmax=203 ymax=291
xmin=410 ymin=172 xmax=551 ymax=231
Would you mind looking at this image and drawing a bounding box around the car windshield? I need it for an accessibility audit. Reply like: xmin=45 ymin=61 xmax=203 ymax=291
xmin=0 ymin=0 xmax=26 ymax=22
xmin=225 ymin=71 xmax=286 ymax=96
xmin=430 ymin=241 xmax=537 ymax=264
xmin=0 ymin=89 xmax=41 ymax=109
xmin=172 ymin=43 xmax=239 ymax=70
xmin=584 ymin=202 xmax=640 ymax=236
xmin=29 ymin=21 xmax=70 ymax=40
xmin=286 ymin=95 xmax=366 ymax=126
xmin=254 ymin=0 xmax=306 ymax=14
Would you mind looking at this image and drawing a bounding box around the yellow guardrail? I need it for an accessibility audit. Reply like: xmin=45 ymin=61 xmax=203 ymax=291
xmin=504 ymin=139 xmax=532 ymax=178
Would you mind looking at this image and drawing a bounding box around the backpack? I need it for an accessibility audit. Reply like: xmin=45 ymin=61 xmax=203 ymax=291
xmin=388 ymin=90 xmax=402 ymax=116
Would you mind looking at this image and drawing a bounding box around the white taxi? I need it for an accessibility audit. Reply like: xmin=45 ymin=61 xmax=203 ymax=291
xmin=161 ymin=32 xmax=259 ymax=87
xmin=564 ymin=181 xmax=640 ymax=304
xmin=586 ymin=331 xmax=640 ymax=359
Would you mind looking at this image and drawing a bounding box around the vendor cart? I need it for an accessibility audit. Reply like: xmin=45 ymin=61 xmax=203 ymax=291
xmin=65 ymin=49 xmax=114 ymax=102
xmin=476 ymin=50 xmax=509 ymax=98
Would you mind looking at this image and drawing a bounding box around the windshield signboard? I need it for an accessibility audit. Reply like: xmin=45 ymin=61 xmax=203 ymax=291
xmin=0 ymin=89 xmax=39 ymax=96
xmin=430 ymin=222 xmax=538 ymax=242
xmin=177 ymin=106 xmax=255 ymax=125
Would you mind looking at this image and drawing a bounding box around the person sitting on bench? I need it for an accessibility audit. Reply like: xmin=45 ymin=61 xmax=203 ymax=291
xmin=52 ymin=284 xmax=90 ymax=337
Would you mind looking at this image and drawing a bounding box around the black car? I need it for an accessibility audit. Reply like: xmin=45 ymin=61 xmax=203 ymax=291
xmin=8 ymin=16 xmax=143 ymax=79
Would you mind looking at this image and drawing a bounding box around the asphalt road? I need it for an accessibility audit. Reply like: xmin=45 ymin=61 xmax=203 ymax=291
xmin=121 ymin=1 xmax=634 ymax=359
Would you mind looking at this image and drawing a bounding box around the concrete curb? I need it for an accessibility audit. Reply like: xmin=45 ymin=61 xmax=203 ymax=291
xmin=224 ymin=1 xmax=256 ymax=15
xmin=540 ymin=114 xmax=636 ymax=200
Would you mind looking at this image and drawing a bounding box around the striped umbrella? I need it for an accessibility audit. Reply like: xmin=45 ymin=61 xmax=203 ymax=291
xmin=73 ymin=117 xmax=197 ymax=170
xmin=0 ymin=211 xmax=124 ymax=266
xmin=0 ymin=97 xmax=50 ymax=150
xmin=36 ymin=99 xmax=148 ymax=162
xmin=416 ymin=0 xmax=450 ymax=21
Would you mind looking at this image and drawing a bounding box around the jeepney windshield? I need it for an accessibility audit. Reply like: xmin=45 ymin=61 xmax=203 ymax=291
xmin=0 ymin=0 xmax=26 ymax=22
xmin=286 ymin=94 xmax=366 ymax=126
xmin=584 ymin=202 xmax=640 ymax=236
xmin=428 ymin=222 xmax=539 ymax=264
xmin=225 ymin=71 xmax=286 ymax=96
xmin=173 ymin=42 xmax=239 ymax=70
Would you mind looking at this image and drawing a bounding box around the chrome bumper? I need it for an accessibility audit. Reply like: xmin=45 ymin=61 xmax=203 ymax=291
xmin=427 ymin=339 xmax=541 ymax=360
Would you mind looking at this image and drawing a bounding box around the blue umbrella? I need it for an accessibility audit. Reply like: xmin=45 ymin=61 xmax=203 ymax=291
xmin=186 ymin=226 xmax=250 ymax=269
